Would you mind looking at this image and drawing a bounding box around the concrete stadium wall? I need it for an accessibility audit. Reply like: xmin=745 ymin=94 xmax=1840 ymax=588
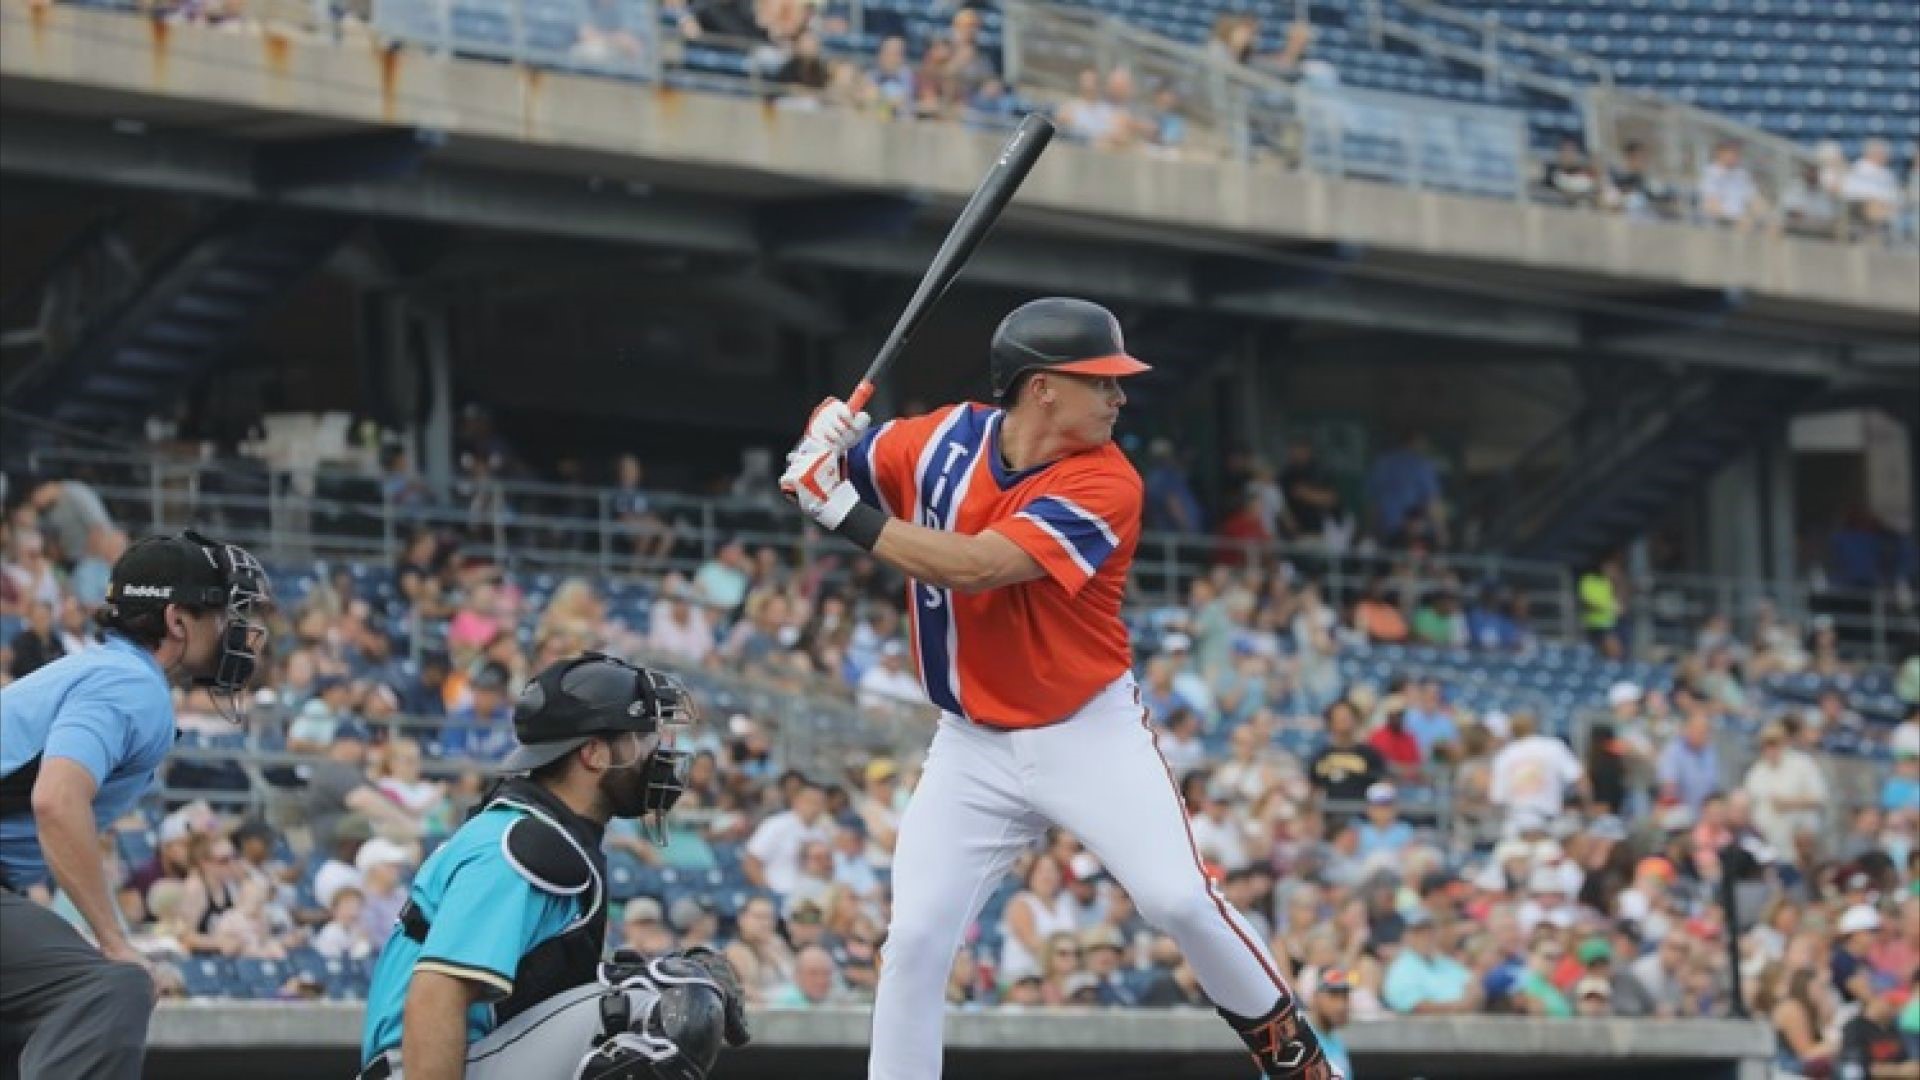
xmin=147 ymin=1003 xmax=1773 ymax=1080
xmin=2 ymin=2 xmax=1915 ymax=321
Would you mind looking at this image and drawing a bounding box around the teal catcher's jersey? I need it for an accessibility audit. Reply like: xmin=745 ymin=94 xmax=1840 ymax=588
xmin=359 ymin=806 xmax=583 ymax=1065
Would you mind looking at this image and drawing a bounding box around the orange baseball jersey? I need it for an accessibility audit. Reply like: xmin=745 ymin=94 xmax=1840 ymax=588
xmin=845 ymin=402 xmax=1141 ymax=728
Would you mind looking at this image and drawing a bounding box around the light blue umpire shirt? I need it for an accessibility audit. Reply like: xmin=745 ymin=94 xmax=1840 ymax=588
xmin=0 ymin=633 xmax=176 ymax=889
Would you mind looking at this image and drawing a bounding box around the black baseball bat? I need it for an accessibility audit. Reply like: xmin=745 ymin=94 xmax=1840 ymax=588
xmin=846 ymin=112 xmax=1056 ymax=414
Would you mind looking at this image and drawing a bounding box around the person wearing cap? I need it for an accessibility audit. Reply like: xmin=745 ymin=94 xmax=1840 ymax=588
xmin=1832 ymin=903 xmax=1886 ymax=1008
xmin=1382 ymin=908 xmax=1480 ymax=1017
xmin=358 ymin=653 xmax=748 ymax=1080
xmin=1308 ymin=969 xmax=1355 ymax=1080
xmin=857 ymin=639 xmax=926 ymax=711
xmin=1743 ymin=720 xmax=1831 ymax=855
xmin=1355 ymin=782 xmax=1413 ymax=864
xmin=440 ymin=663 xmax=516 ymax=764
xmin=620 ymin=898 xmax=678 ymax=957
xmin=0 ymin=530 xmax=269 ymax=1080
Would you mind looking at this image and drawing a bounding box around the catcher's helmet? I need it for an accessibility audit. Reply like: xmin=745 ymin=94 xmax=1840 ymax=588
xmin=502 ymin=653 xmax=696 ymax=773
xmin=988 ymin=297 xmax=1152 ymax=401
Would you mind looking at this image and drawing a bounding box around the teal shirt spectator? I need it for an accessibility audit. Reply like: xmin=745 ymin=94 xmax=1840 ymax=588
xmin=1318 ymin=1027 xmax=1353 ymax=1078
xmin=0 ymin=634 xmax=175 ymax=889
xmin=360 ymin=806 xmax=581 ymax=1066
xmin=1356 ymin=821 xmax=1413 ymax=862
xmin=1382 ymin=948 xmax=1472 ymax=1013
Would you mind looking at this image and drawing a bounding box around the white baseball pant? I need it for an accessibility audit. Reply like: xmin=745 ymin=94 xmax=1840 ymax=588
xmin=868 ymin=673 xmax=1291 ymax=1080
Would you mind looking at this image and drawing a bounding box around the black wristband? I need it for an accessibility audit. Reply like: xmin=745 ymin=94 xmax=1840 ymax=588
xmin=833 ymin=502 xmax=888 ymax=552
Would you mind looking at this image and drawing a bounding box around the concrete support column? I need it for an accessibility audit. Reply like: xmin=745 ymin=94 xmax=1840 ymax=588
xmin=1705 ymin=449 xmax=1764 ymax=583
xmin=416 ymin=301 xmax=455 ymax=500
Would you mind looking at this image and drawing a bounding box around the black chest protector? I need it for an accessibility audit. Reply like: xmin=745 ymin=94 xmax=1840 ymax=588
xmin=399 ymin=778 xmax=610 ymax=1025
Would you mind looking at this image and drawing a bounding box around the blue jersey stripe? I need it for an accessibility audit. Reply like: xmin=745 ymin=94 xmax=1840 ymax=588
xmin=909 ymin=406 xmax=985 ymax=716
xmin=846 ymin=420 xmax=894 ymax=515
xmin=1021 ymin=496 xmax=1120 ymax=576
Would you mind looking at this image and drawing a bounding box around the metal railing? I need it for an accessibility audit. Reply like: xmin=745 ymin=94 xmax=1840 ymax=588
xmin=1001 ymin=0 xmax=1531 ymax=197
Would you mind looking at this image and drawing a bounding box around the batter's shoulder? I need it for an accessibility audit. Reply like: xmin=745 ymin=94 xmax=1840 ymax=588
xmin=1081 ymin=442 xmax=1144 ymax=491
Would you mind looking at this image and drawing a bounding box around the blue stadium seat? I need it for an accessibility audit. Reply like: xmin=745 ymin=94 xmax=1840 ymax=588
xmin=179 ymin=956 xmax=236 ymax=998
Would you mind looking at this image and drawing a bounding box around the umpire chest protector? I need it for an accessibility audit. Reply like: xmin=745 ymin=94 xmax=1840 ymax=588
xmin=400 ymin=778 xmax=610 ymax=1024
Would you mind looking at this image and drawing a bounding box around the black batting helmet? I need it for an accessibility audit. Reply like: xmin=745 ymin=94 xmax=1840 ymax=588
xmin=989 ymin=297 xmax=1152 ymax=400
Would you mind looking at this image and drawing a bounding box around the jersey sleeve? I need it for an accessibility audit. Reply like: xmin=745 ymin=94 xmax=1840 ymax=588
xmin=988 ymin=462 xmax=1142 ymax=597
xmin=845 ymin=408 xmax=949 ymax=520
xmin=416 ymin=836 xmax=572 ymax=1001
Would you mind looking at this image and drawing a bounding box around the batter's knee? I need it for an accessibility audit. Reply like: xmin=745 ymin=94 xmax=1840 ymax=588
xmin=877 ymin=917 xmax=959 ymax=976
xmin=1132 ymin=880 xmax=1223 ymax=939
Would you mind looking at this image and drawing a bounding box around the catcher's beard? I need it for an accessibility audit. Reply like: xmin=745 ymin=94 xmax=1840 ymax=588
xmin=598 ymin=760 xmax=653 ymax=820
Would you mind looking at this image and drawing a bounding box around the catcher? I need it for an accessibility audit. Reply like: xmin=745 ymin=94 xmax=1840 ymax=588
xmin=356 ymin=653 xmax=749 ymax=1080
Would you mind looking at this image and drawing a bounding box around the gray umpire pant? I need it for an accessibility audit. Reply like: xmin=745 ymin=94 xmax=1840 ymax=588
xmin=358 ymin=980 xmax=655 ymax=1080
xmin=0 ymin=888 xmax=154 ymax=1080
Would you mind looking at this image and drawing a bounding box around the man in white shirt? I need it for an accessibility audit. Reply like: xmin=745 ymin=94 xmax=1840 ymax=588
xmin=1699 ymin=140 xmax=1763 ymax=229
xmin=1488 ymin=710 xmax=1586 ymax=830
xmin=1842 ymin=138 xmax=1903 ymax=234
xmin=1188 ymin=783 xmax=1250 ymax=873
xmin=1741 ymin=721 xmax=1829 ymax=854
xmin=857 ymin=641 xmax=925 ymax=710
xmin=743 ymin=779 xmax=835 ymax=898
xmin=645 ymin=580 xmax=714 ymax=664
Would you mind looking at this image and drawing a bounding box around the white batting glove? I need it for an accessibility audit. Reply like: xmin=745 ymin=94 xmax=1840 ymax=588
xmin=805 ymin=397 xmax=872 ymax=453
xmin=778 ymin=440 xmax=860 ymax=529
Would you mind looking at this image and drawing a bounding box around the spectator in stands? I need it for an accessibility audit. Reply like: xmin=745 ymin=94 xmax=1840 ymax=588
xmin=941 ymin=8 xmax=997 ymax=105
xmin=1698 ymin=140 xmax=1764 ymax=230
xmin=1140 ymin=958 xmax=1208 ymax=1008
xmin=774 ymin=29 xmax=830 ymax=95
xmin=1843 ymin=139 xmax=1904 ymax=240
xmin=8 ymin=599 xmax=64 ymax=679
xmin=724 ymin=894 xmax=796 ymax=1006
xmin=1488 ymin=709 xmax=1584 ymax=829
xmin=1146 ymin=86 xmax=1185 ymax=154
xmin=1188 ymin=778 xmax=1250 ymax=873
xmin=645 ymin=576 xmax=715 ymax=666
xmin=1783 ymin=161 xmax=1845 ymax=238
xmin=69 ymin=526 xmax=123 ymax=606
xmin=743 ymin=776 xmax=832 ymax=896
xmin=773 ymin=943 xmax=845 ymax=1007
xmin=1366 ymin=429 xmax=1447 ymax=547
xmin=1058 ymin=68 xmax=1121 ymax=147
xmin=610 ymin=454 xmax=676 ymax=570
xmin=313 ymin=884 xmax=374 ymax=960
xmin=1206 ymin=13 xmax=1258 ymax=66
xmin=621 ymin=897 xmax=678 ymax=956
xmin=693 ymin=538 xmax=752 ymax=616
xmin=1355 ymin=782 xmax=1412 ymax=867
xmin=439 ymin=662 xmax=515 ymax=762
xmin=1605 ymin=140 xmax=1677 ymax=221
xmin=1758 ymin=956 xmax=1841 ymax=1076
xmin=24 ymin=478 xmax=113 ymax=568
xmin=1401 ymin=677 xmax=1460 ymax=765
xmin=1884 ymin=719 xmax=1920 ymax=816
xmin=869 ymin=35 xmax=913 ymax=117
xmin=856 ymin=639 xmax=924 ymax=710
xmin=1382 ymin=909 xmax=1479 ymax=1015
xmin=1352 ymin=576 xmax=1410 ymax=645
xmin=1279 ymin=438 xmax=1348 ymax=550
xmin=371 ymin=736 xmax=453 ymax=840
xmin=378 ymin=446 xmax=432 ymax=516
xmin=1142 ymin=438 xmax=1204 ymax=535
xmin=1410 ymin=587 xmax=1468 ymax=650
xmin=303 ymin=721 xmax=419 ymax=851
xmin=1367 ymin=695 xmax=1423 ymax=784
xmin=3 ymin=528 xmax=62 ymax=611
xmin=999 ymin=854 xmax=1077 ymax=988
xmin=1578 ymin=553 xmax=1627 ymax=656
xmin=175 ymin=831 xmax=243 ymax=955
xmin=1742 ymin=721 xmax=1829 ymax=856
xmin=1658 ymin=701 xmax=1721 ymax=817
xmin=1541 ymin=137 xmax=1600 ymax=209
xmin=1832 ymin=904 xmax=1882 ymax=1006
xmin=1310 ymin=699 xmax=1386 ymax=816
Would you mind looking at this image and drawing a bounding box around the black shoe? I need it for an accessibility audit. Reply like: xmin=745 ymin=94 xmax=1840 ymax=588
xmin=1218 ymin=993 xmax=1339 ymax=1080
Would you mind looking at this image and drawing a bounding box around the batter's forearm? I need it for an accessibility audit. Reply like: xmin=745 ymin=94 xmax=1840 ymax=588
xmin=34 ymin=795 xmax=126 ymax=951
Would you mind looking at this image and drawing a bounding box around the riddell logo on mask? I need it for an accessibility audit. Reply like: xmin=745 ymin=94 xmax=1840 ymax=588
xmin=120 ymin=585 xmax=172 ymax=598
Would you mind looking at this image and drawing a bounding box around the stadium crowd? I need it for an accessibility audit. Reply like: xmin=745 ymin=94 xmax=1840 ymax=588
xmin=2 ymin=466 xmax=1918 ymax=1079
xmin=51 ymin=0 xmax=1919 ymax=244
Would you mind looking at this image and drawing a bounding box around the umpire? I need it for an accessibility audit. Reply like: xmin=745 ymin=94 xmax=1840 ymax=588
xmin=0 ymin=530 xmax=271 ymax=1080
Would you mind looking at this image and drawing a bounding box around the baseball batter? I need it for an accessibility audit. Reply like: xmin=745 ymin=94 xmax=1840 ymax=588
xmin=780 ymin=297 xmax=1338 ymax=1080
